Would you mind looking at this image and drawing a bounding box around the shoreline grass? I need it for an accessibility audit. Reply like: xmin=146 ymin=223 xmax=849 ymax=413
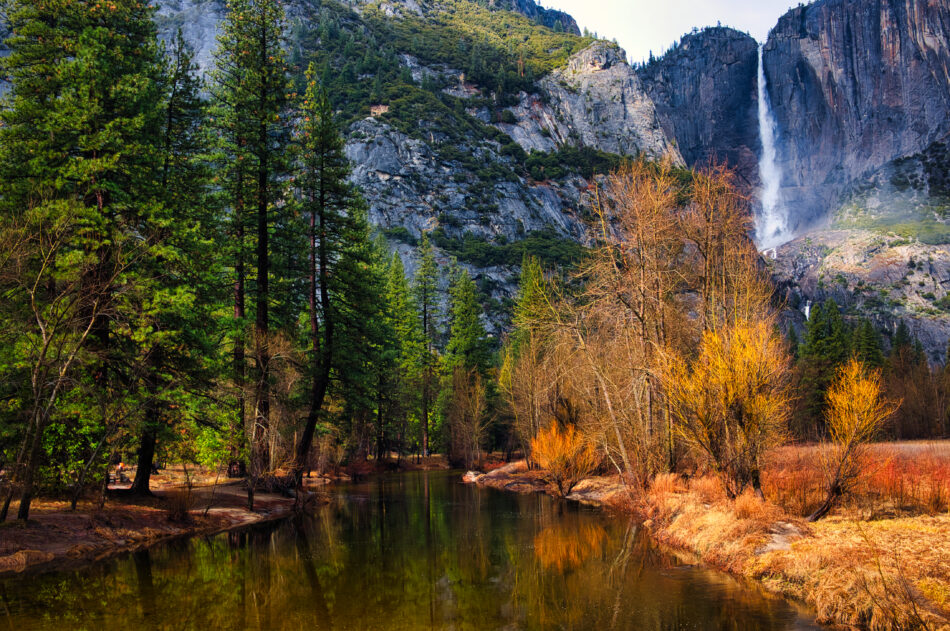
xmin=469 ymin=441 xmax=950 ymax=630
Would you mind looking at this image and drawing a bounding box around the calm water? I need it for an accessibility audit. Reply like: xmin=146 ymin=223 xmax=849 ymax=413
xmin=1 ymin=471 xmax=818 ymax=630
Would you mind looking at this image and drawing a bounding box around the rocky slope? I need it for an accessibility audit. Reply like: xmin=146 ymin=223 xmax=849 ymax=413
xmin=493 ymin=0 xmax=579 ymax=35
xmin=763 ymin=0 xmax=950 ymax=231
xmin=500 ymin=42 xmax=681 ymax=160
xmin=772 ymin=228 xmax=950 ymax=362
xmin=770 ymin=139 xmax=950 ymax=360
xmin=638 ymin=27 xmax=760 ymax=190
xmin=13 ymin=0 xmax=950 ymax=348
xmin=148 ymin=0 xmax=681 ymax=324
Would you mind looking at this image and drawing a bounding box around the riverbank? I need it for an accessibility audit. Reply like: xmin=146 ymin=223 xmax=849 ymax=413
xmin=465 ymin=461 xmax=950 ymax=630
xmin=0 ymin=455 xmax=454 ymax=577
xmin=0 ymin=478 xmax=328 ymax=576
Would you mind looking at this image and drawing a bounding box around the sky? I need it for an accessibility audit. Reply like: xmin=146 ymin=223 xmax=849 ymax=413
xmin=542 ymin=0 xmax=800 ymax=63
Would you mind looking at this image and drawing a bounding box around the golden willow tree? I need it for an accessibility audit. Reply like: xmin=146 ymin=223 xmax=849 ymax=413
xmin=501 ymin=157 xmax=793 ymax=494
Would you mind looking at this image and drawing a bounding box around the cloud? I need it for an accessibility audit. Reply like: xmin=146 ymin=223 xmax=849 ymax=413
xmin=542 ymin=0 xmax=799 ymax=63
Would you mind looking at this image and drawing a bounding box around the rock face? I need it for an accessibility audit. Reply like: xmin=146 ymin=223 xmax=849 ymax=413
xmin=501 ymin=42 xmax=683 ymax=162
xmin=146 ymin=0 xmax=678 ymax=314
xmin=772 ymin=228 xmax=950 ymax=362
xmin=494 ymin=0 xmax=579 ymax=35
xmin=344 ymin=116 xmax=588 ymax=244
xmin=764 ymin=0 xmax=950 ymax=230
xmin=638 ymin=27 xmax=761 ymax=189
xmin=153 ymin=0 xmax=226 ymax=74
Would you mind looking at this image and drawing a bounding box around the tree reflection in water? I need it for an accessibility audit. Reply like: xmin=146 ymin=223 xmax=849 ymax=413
xmin=1 ymin=471 xmax=818 ymax=631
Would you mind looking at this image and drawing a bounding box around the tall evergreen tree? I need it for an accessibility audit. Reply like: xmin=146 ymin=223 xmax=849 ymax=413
xmin=413 ymin=234 xmax=441 ymax=457
xmin=292 ymin=65 xmax=367 ymax=484
xmin=385 ymin=253 xmax=422 ymax=458
xmin=852 ymin=319 xmax=884 ymax=368
xmin=797 ymin=299 xmax=851 ymax=435
xmin=787 ymin=326 xmax=801 ymax=360
xmin=128 ymin=30 xmax=220 ymax=495
xmin=445 ymin=265 xmax=491 ymax=374
xmin=512 ymin=253 xmax=547 ymax=339
xmin=892 ymin=320 xmax=913 ymax=353
xmin=0 ymin=0 xmax=167 ymax=520
xmin=210 ymin=0 xmax=295 ymax=501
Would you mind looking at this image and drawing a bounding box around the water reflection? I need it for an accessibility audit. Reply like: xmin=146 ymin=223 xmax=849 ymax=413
xmin=1 ymin=471 xmax=818 ymax=630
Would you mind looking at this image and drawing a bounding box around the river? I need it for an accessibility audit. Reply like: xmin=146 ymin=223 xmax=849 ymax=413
xmin=1 ymin=471 xmax=819 ymax=630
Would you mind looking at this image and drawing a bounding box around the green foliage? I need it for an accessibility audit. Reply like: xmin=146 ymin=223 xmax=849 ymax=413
xmin=797 ymin=300 xmax=852 ymax=434
xmin=365 ymin=0 xmax=593 ymax=105
xmin=445 ymin=266 xmax=492 ymax=374
xmin=523 ymin=145 xmax=626 ymax=181
xmin=852 ymin=319 xmax=884 ymax=368
xmin=383 ymin=226 xmax=419 ymax=246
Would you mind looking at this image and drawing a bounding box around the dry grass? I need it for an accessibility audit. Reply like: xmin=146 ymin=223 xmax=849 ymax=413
xmin=749 ymin=515 xmax=950 ymax=630
xmin=764 ymin=441 xmax=950 ymax=518
xmin=636 ymin=459 xmax=950 ymax=630
xmin=163 ymin=488 xmax=196 ymax=523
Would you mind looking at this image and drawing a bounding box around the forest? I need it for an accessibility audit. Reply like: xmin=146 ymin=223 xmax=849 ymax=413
xmin=1 ymin=0 xmax=948 ymax=525
xmin=2 ymin=1 xmax=950 ymax=629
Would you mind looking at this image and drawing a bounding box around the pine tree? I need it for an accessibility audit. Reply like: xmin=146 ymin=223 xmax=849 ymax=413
xmin=787 ymin=326 xmax=801 ymax=360
xmin=445 ymin=265 xmax=491 ymax=374
xmin=513 ymin=253 xmax=547 ymax=334
xmin=292 ymin=64 xmax=367 ymax=483
xmin=892 ymin=320 xmax=913 ymax=355
xmin=413 ymin=234 xmax=441 ymax=457
xmin=797 ymin=299 xmax=851 ymax=435
xmin=365 ymin=238 xmax=402 ymax=461
xmin=128 ymin=30 xmax=220 ymax=495
xmin=210 ymin=0 xmax=295 ymax=502
xmin=0 ymin=0 xmax=167 ymax=519
xmin=852 ymin=319 xmax=884 ymax=368
xmin=385 ymin=253 xmax=422 ymax=458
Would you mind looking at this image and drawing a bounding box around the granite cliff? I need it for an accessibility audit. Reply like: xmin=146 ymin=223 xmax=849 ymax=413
xmin=638 ymin=27 xmax=760 ymax=190
xmin=102 ymin=0 xmax=950 ymax=351
xmin=150 ymin=0 xmax=680 ymax=322
xmin=763 ymin=0 xmax=950 ymax=231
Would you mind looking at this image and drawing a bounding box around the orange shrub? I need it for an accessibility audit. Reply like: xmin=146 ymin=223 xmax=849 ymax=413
xmin=530 ymin=424 xmax=600 ymax=497
xmin=733 ymin=488 xmax=782 ymax=523
xmin=649 ymin=473 xmax=686 ymax=497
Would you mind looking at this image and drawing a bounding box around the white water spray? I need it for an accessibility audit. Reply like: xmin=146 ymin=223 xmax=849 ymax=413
xmin=755 ymin=44 xmax=792 ymax=249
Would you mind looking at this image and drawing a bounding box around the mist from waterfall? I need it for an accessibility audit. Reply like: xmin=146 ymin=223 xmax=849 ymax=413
xmin=755 ymin=44 xmax=792 ymax=249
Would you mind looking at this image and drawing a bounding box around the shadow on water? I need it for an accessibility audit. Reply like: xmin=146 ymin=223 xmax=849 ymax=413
xmin=0 ymin=470 xmax=820 ymax=630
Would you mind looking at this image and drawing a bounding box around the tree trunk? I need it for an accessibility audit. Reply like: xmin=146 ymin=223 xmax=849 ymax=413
xmin=231 ymin=177 xmax=247 ymax=478
xmin=807 ymin=484 xmax=841 ymax=522
xmin=130 ymin=427 xmax=157 ymax=495
xmin=422 ymin=376 xmax=430 ymax=458
xmin=16 ymin=417 xmax=47 ymax=520
xmin=253 ymin=119 xmax=270 ymax=477
xmin=293 ymin=182 xmax=333 ymax=488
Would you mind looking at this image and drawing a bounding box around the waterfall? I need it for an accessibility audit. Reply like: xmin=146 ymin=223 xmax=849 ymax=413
xmin=755 ymin=44 xmax=792 ymax=249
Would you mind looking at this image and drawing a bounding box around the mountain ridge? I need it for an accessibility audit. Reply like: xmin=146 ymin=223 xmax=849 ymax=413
xmin=149 ymin=0 xmax=950 ymax=354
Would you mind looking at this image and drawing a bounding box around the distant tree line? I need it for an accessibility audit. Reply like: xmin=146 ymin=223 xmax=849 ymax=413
xmin=790 ymin=300 xmax=949 ymax=440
